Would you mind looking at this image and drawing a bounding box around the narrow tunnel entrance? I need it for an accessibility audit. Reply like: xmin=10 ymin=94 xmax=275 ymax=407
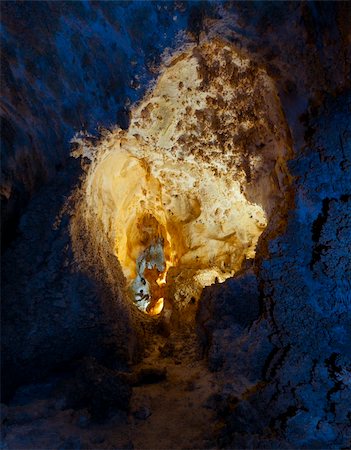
xmin=72 ymin=39 xmax=292 ymax=320
xmin=132 ymin=214 xmax=169 ymax=315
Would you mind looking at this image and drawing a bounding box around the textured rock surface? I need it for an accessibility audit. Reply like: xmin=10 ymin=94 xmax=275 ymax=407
xmin=62 ymin=357 xmax=132 ymax=419
xmin=1 ymin=1 xmax=351 ymax=449
xmin=1 ymin=158 xmax=141 ymax=400
xmin=199 ymin=92 xmax=351 ymax=449
xmin=0 ymin=0 xmax=193 ymax=245
xmin=2 ymin=1 xmax=350 ymax=246
xmin=72 ymin=38 xmax=292 ymax=315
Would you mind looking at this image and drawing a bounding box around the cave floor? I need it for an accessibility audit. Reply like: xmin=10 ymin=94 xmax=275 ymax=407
xmin=125 ymin=331 xmax=217 ymax=449
xmin=2 ymin=331 xmax=218 ymax=450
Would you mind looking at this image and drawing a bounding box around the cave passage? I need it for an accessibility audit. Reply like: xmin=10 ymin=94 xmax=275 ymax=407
xmin=82 ymin=140 xmax=267 ymax=316
xmin=74 ymin=39 xmax=292 ymax=317
xmin=131 ymin=216 xmax=168 ymax=315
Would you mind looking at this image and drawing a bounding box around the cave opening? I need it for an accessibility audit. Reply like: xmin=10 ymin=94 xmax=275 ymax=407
xmin=131 ymin=214 xmax=170 ymax=315
xmin=72 ymin=39 xmax=292 ymax=320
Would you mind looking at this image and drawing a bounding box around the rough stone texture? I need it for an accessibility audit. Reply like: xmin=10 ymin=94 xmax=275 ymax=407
xmin=2 ymin=1 xmax=350 ymax=246
xmin=72 ymin=38 xmax=292 ymax=317
xmin=1 ymin=1 xmax=351 ymax=449
xmin=62 ymin=357 xmax=132 ymax=419
xmin=0 ymin=158 xmax=141 ymax=401
xmin=197 ymin=271 xmax=265 ymax=372
xmin=258 ymin=94 xmax=351 ymax=449
xmin=200 ymin=93 xmax=351 ymax=449
xmin=0 ymin=0 xmax=196 ymax=245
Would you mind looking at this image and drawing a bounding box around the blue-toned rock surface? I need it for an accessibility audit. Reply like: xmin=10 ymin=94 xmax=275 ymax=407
xmin=1 ymin=2 xmax=350 ymax=449
xmin=199 ymin=93 xmax=351 ymax=449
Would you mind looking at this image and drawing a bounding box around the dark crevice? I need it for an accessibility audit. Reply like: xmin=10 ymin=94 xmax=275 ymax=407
xmin=271 ymin=405 xmax=308 ymax=432
xmin=311 ymin=198 xmax=331 ymax=243
xmin=262 ymin=344 xmax=291 ymax=380
xmin=262 ymin=346 xmax=280 ymax=380
xmin=310 ymin=195 xmax=349 ymax=270
xmin=340 ymin=194 xmax=350 ymax=202
xmin=325 ymin=353 xmax=344 ymax=418
xmin=310 ymin=197 xmax=333 ymax=269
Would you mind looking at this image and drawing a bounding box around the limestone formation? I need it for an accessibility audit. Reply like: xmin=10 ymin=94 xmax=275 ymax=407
xmin=72 ymin=39 xmax=292 ymax=316
xmin=1 ymin=2 xmax=350 ymax=449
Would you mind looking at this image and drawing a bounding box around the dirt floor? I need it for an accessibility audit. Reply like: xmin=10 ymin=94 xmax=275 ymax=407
xmin=1 ymin=330 xmax=219 ymax=450
xmin=126 ymin=331 xmax=217 ymax=450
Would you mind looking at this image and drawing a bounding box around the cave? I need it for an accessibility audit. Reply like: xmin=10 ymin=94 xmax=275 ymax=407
xmin=1 ymin=2 xmax=350 ymax=450
xmin=72 ymin=40 xmax=291 ymax=321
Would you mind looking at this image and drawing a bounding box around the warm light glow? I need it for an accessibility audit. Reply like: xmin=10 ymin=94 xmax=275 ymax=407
xmin=72 ymin=39 xmax=291 ymax=316
xmin=148 ymin=298 xmax=164 ymax=316
xmin=157 ymin=260 xmax=173 ymax=286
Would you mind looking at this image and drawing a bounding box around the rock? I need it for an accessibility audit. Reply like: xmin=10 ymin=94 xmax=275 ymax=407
xmin=64 ymin=357 xmax=131 ymax=419
xmin=90 ymin=434 xmax=105 ymax=444
xmin=1 ymin=3 xmax=351 ymax=450
xmin=159 ymin=341 xmax=175 ymax=358
xmin=120 ymin=441 xmax=134 ymax=450
xmin=75 ymin=39 xmax=291 ymax=316
xmin=0 ymin=404 xmax=8 ymax=423
xmin=76 ymin=410 xmax=90 ymax=429
xmin=133 ymin=406 xmax=151 ymax=420
xmin=133 ymin=367 xmax=167 ymax=386
xmin=58 ymin=436 xmax=82 ymax=450
xmin=54 ymin=397 xmax=67 ymax=411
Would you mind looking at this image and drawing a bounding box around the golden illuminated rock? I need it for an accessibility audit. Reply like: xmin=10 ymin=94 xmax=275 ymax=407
xmin=72 ymin=39 xmax=291 ymax=315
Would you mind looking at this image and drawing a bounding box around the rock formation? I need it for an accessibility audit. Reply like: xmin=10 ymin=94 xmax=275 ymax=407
xmin=1 ymin=2 xmax=350 ymax=449
xmin=72 ymin=39 xmax=292 ymax=317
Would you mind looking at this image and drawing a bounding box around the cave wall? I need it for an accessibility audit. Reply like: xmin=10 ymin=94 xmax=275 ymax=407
xmin=1 ymin=0 xmax=197 ymax=396
xmin=257 ymin=93 xmax=351 ymax=449
xmin=0 ymin=0 xmax=194 ymax=245
xmin=1 ymin=1 xmax=350 ymax=246
xmin=199 ymin=92 xmax=351 ymax=449
xmin=1 ymin=2 xmax=351 ymax=446
xmin=0 ymin=158 xmax=142 ymax=399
